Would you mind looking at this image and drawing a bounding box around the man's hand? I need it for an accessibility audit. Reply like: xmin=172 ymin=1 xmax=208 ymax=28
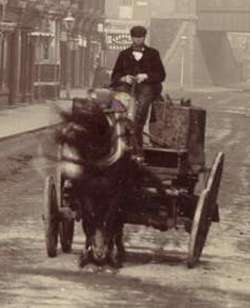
xmin=120 ymin=74 xmax=134 ymax=84
xmin=136 ymin=73 xmax=148 ymax=83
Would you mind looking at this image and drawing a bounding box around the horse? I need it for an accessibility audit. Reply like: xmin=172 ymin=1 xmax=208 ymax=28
xmin=56 ymin=89 xmax=142 ymax=267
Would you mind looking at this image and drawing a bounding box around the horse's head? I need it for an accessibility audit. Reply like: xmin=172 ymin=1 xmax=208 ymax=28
xmin=59 ymin=96 xmax=112 ymax=159
xmin=57 ymin=92 xmax=112 ymax=179
xmin=57 ymin=88 xmax=139 ymax=180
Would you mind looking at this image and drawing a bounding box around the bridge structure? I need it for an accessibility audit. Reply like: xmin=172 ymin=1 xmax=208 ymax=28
xmin=152 ymin=0 xmax=250 ymax=87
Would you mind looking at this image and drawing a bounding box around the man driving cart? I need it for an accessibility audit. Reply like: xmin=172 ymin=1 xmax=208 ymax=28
xmin=111 ymin=25 xmax=166 ymax=153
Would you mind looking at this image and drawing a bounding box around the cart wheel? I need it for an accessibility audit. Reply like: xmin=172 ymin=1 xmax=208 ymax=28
xmin=187 ymin=189 xmax=210 ymax=268
xmin=59 ymin=173 xmax=74 ymax=253
xmin=187 ymin=152 xmax=224 ymax=268
xmin=205 ymin=152 xmax=224 ymax=222
xmin=43 ymin=176 xmax=59 ymax=258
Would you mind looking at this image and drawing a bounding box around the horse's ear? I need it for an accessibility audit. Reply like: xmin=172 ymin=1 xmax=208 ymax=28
xmin=72 ymin=97 xmax=90 ymax=115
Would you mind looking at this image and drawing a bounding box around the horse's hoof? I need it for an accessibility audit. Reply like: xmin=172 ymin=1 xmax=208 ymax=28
xmin=84 ymin=264 xmax=99 ymax=273
xmin=108 ymin=253 xmax=123 ymax=269
xmin=78 ymin=251 xmax=89 ymax=268
xmin=102 ymin=265 xmax=119 ymax=274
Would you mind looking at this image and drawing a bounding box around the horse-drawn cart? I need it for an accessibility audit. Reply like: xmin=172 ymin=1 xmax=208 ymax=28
xmin=43 ymin=88 xmax=224 ymax=268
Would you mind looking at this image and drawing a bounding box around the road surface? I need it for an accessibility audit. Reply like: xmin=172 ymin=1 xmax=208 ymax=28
xmin=0 ymin=89 xmax=250 ymax=307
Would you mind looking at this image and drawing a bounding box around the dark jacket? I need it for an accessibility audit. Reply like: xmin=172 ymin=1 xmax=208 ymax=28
xmin=111 ymin=45 xmax=166 ymax=88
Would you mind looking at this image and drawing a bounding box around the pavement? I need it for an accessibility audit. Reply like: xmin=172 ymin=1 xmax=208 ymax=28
xmin=0 ymin=84 xmax=249 ymax=141
xmin=0 ymin=89 xmax=87 ymax=141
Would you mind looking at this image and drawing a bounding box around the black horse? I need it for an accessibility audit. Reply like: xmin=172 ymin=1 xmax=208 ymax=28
xmin=56 ymin=89 xmax=140 ymax=267
xmin=57 ymin=89 xmax=168 ymax=268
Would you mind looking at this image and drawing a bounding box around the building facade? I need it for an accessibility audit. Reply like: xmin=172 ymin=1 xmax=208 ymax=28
xmin=60 ymin=0 xmax=106 ymax=90
xmin=0 ymin=0 xmax=105 ymax=106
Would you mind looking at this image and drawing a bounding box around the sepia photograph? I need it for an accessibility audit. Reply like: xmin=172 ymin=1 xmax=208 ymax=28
xmin=0 ymin=0 xmax=249 ymax=307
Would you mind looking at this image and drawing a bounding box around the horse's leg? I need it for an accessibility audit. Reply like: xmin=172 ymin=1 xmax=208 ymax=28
xmin=78 ymin=221 xmax=91 ymax=267
xmin=78 ymin=195 xmax=94 ymax=268
xmin=108 ymin=222 xmax=125 ymax=268
xmin=115 ymin=225 xmax=125 ymax=258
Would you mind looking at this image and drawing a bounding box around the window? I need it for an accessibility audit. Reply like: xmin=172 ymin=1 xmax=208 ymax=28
xmin=43 ymin=40 xmax=50 ymax=60
xmin=121 ymin=0 xmax=133 ymax=6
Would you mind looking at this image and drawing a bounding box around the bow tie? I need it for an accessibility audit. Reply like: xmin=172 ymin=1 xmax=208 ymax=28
xmin=132 ymin=46 xmax=145 ymax=52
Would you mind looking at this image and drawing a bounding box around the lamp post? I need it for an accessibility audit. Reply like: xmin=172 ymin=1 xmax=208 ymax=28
xmin=96 ymin=20 xmax=105 ymax=64
xmin=180 ymin=35 xmax=187 ymax=89
xmin=63 ymin=11 xmax=75 ymax=99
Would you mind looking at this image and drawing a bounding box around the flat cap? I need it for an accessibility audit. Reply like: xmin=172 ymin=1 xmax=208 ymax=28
xmin=130 ymin=25 xmax=147 ymax=37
